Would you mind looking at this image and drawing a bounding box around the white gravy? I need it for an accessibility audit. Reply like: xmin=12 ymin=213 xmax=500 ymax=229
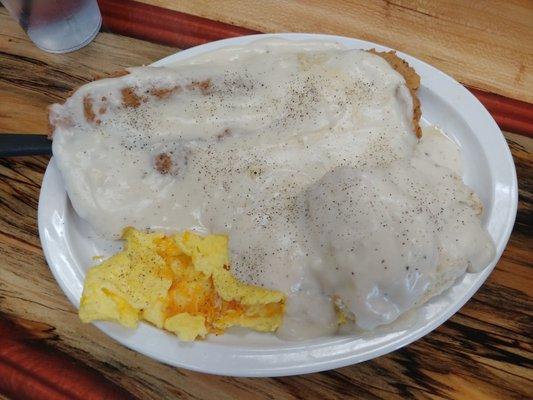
xmin=50 ymin=40 xmax=495 ymax=339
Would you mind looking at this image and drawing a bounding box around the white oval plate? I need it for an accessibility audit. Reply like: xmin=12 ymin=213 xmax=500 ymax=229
xmin=38 ymin=33 xmax=517 ymax=377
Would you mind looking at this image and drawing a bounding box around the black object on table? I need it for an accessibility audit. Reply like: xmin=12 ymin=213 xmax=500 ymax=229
xmin=0 ymin=134 xmax=52 ymax=157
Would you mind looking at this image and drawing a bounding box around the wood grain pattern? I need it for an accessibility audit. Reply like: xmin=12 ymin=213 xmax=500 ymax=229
xmin=0 ymin=10 xmax=175 ymax=134
xmin=1 ymin=5 xmax=532 ymax=400
xmin=139 ymin=0 xmax=533 ymax=104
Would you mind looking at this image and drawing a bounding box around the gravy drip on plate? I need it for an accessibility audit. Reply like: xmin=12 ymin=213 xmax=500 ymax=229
xmin=50 ymin=40 xmax=495 ymax=339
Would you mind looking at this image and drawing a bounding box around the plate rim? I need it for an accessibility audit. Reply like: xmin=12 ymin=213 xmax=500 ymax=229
xmin=38 ymin=32 xmax=518 ymax=377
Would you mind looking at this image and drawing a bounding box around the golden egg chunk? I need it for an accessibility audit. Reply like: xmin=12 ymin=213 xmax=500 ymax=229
xmin=79 ymin=227 xmax=285 ymax=340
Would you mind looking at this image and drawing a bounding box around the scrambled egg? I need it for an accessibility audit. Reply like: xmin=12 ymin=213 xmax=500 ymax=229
xmin=79 ymin=228 xmax=285 ymax=341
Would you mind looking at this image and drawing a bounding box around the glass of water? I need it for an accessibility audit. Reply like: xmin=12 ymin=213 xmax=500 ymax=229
xmin=1 ymin=0 xmax=101 ymax=53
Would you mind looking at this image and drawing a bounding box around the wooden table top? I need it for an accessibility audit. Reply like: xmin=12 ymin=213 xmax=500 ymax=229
xmin=0 ymin=1 xmax=532 ymax=399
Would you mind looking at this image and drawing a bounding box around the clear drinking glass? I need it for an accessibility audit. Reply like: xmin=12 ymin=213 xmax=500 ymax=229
xmin=1 ymin=0 xmax=101 ymax=53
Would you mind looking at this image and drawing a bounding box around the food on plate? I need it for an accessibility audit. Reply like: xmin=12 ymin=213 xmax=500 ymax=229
xmin=49 ymin=39 xmax=495 ymax=340
xmin=79 ymin=227 xmax=285 ymax=340
xmin=307 ymin=131 xmax=495 ymax=330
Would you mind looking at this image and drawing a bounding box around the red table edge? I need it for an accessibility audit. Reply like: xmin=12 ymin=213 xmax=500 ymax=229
xmin=2 ymin=0 xmax=532 ymax=399
xmin=0 ymin=315 xmax=138 ymax=400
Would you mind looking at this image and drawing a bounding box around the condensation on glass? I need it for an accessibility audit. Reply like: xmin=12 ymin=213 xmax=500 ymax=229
xmin=1 ymin=0 xmax=101 ymax=53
